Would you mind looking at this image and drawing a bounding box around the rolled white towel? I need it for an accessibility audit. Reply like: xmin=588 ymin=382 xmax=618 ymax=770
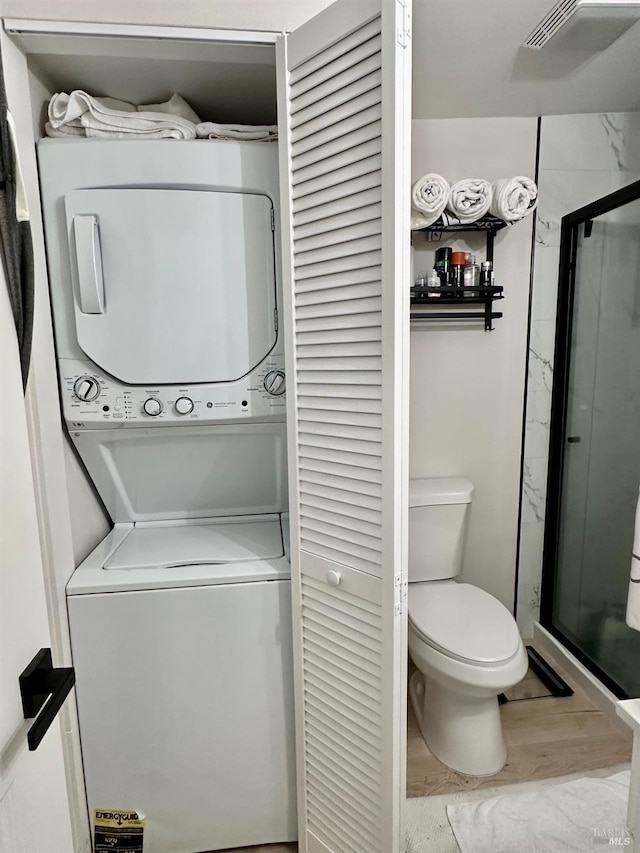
xmin=48 ymin=91 xmax=196 ymax=140
xmin=195 ymin=122 xmax=278 ymax=142
xmin=446 ymin=178 xmax=492 ymax=224
xmin=411 ymin=173 xmax=450 ymax=226
xmin=411 ymin=210 xmax=434 ymax=230
xmin=490 ymin=176 xmax=538 ymax=222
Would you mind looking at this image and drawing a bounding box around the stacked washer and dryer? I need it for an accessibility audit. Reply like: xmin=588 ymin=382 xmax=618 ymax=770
xmin=39 ymin=139 xmax=297 ymax=852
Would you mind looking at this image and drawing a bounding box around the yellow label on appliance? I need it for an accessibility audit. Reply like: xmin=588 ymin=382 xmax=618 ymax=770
xmin=94 ymin=809 xmax=145 ymax=852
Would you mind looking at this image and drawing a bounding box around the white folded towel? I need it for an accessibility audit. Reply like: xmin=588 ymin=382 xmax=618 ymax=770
xmin=446 ymin=178 xmax=493 ymax=224
xmin=490 ymin=176 xmax=538 ymax=222
xmin=44 ymin=122 xmax=86 ymax=138
xmin=47 ymin=91 xmax=197 ymax=139
xmin=627 ymin=486 xmax=640 ymax=631
xmin=195 ymin=122 xmax=278 ymax=142
xmin=82 ymin=117 xmax=194 ymax=139
xmin=137 ymin=93 xmax=201 ymax=124
xmin=46 ymin=95 xmax=128 ymax=138
xmin=411 ymin=173 xmax=450 ymax=227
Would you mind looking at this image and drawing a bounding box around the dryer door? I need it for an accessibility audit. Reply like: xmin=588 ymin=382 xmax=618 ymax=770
xmin=65 ymin=188 xmax=277 ymax=385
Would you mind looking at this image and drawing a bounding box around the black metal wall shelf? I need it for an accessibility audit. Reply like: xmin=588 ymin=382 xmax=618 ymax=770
xmin=411 ymin=215 xmax=509 ymax=263
xmin=410 ymin=285 xmax=504 ymax=331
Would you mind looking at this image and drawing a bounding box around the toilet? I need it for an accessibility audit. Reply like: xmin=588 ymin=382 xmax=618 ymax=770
xmin=408 ymin=477 xmax=528 ymax=776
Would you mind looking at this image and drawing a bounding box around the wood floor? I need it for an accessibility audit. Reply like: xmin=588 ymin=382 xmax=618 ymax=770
xmin=407 ymin=646 xmax=632 ymax=798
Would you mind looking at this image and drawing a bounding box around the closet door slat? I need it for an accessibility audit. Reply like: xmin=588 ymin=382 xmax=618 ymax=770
xmin=293 ymin=157 xmax=381 ymax=208
xmin=279 ymin=1 xmax=410 ymax=849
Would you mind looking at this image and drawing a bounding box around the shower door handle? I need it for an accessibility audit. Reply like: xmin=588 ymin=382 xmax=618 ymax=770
xmin=567 ymin=436 xmax=581 ymax=443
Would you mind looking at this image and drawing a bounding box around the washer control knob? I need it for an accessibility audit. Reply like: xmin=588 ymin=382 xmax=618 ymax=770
xmin=73 ymin=376 xmax=100 ymax=402
xmin=264 ymin=369 xmax=286 ymax=397
xmin=143 ymin=397 xmax=163 ymax=417
xmin=175 ymin=396 xmax=194 ymax=415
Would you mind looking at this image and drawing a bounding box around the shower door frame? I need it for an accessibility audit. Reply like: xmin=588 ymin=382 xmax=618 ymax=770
xmin=540 ymin=178 xmax=640 ymax=699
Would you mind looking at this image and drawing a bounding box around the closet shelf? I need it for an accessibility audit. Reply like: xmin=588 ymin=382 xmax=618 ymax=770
xmin=410 ymin=285 xmax=504 ymax=332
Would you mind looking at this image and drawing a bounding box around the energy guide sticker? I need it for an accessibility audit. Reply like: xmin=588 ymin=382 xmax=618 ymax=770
xmin=94 ymin=809 xmax=145 ymax=852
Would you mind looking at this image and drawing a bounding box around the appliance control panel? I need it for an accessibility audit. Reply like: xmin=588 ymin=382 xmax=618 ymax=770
xmin=60 ymin=357 xmax=286 ymax=428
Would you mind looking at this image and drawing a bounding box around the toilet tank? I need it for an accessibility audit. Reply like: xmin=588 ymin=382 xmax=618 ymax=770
xmin=409 ymin=478 xmax=474 ymax=582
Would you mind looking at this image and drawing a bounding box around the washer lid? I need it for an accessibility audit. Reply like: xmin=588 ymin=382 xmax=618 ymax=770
xmin=408 ymin=582 xmax=521 ymax=665
xmin=104 ymin=518 xmax=283 ymax=571
xmin=409 ymin=478 xmax=473 ymax=507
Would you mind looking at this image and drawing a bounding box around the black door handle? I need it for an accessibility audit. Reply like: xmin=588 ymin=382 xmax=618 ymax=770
xmin=567 ymin=436 xmax=582 ymax=443
xmin=19 ymin=648 xmax=75 ymax=751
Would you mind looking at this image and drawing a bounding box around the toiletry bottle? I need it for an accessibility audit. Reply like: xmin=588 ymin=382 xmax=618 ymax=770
xmin=451 ymin=251 xmax=466 ymax=297
xmin=463 ymin=254 xmax=480 ymax=297
xmin=427 ymin=268 xmax=440 ymax=298
xmin=413 ymin=272 xmax=428 ymax=298
xmin=480 ymin=260 xmax=493 ymax=288
xmin=435 ymin=246 xmax=452 ymax=288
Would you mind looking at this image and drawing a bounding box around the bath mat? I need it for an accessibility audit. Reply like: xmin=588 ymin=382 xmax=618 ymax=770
xmin=405 ymin=764 xmax=630 ymax=853
xmin=447 ymin=770 xmax=630 ymax=852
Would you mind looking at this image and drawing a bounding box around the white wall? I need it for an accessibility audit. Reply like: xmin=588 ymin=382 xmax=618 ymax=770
xmin=411 ymin=118 xmax=537 ymax=611
xmin=0 ymin=235 xmax=74 ymax=853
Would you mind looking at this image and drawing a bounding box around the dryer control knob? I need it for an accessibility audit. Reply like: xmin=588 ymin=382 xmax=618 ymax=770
xmin=73 ymin=376 xmax=101 ymax=402
xmin=175 ymin=396 xmax=194 ymax=415
xmin=264 ymin=369 xmax=286 ymax=396
xmin=143 ymin=397 xmax=163 ymax=417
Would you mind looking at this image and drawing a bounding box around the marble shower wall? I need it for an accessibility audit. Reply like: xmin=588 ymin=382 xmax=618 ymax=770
xmin=517 ymin=112 xmax=640 ymax=638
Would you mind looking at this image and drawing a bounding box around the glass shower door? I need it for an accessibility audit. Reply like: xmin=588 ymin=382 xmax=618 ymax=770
xmin=544 ymin=182 xmax=640 ymax=698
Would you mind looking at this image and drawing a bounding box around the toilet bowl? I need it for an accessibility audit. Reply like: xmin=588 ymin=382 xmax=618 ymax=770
xmin=407 ymin=478 xmax=527 ymax=776
xmin=408 ymin=580 xmax=527 ymax=775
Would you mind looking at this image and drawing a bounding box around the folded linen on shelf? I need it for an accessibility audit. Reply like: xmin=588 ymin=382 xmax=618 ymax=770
xmin=47 ymin=91 xmax=197 ymax=139
xmin=137 ymin=93 xmax=201 ymax=124
xmin=411 ymin=173 xmax=450 ymax=227
xmin=446 ymin=178 xmax=493 ymax=224
xmin=82 ymin=119 xmax=194 ymax=139
xmin=490 ymin=176 xmax=538 ymax=222
xmin=44 ymin=122 xmax=86 ymax=138
xmin=195 ymin=122 xmax=278 ymax=141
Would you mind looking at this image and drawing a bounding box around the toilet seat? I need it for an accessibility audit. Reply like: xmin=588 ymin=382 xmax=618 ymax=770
xmin=409 ymin=581 xmax=521 ymax=666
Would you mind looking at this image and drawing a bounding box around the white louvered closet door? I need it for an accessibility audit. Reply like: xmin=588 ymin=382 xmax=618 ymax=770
xmin=277 ymin=1 xmax=411 ymax=852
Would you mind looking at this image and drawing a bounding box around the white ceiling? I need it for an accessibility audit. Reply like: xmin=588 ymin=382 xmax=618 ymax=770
xmin=411 ymin=0 xmax=640 ymax=118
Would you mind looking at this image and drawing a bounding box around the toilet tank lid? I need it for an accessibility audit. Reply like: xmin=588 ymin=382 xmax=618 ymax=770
xmin=409 ymin=477 xmax=474 ymax=507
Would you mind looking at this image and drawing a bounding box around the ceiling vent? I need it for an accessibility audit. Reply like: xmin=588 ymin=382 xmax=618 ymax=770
xmin=523 ymin=0 xmax=640 ymax=50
